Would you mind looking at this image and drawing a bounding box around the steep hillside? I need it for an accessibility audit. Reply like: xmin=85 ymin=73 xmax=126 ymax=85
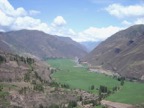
xmin=0 ymin=50 xmax=80 ymax=108
xmin=0 ymin=50 xmax=51 ymax=82
xmin=84 ymin=25 xmax=144 ymax=80
xmin=0 ymin=30 xmax=87 ymax=59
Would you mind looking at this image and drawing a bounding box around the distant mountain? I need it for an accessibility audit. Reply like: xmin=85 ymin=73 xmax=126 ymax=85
xmin=80 ymin=41 xmax=101 ymax=52
xmin=83 ymin=25 xmax=144 ymax=80
xmin=0 ymin=30 xmax=87 ymax=59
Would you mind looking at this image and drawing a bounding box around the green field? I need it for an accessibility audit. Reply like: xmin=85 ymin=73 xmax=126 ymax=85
xmin=48 ymin=58 xmax=144 ymax=104
xmin=48 ymin=58 xmax=120 ymax=92
xmin=106 ymin=81 xmax=144 ymax=104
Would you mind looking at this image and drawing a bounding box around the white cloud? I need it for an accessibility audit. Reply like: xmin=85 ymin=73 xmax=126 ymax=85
xmin=29 ymin=10 xmax=40 ymax=16
xmin=122 ymin=20 xmax=132 ymax=26
xmin=134 ymin=17 xmax=144 ymax=24
xmin=0 ymin=10 xmax=14 ymax=26
xmin=74 ymin=26 xmax=122 ymax=42
xmin=52 ymin=16 xmax=67 ymax=27
xmin=0 ymin=0 xmax=50 ymax=32
xmin=106 ymin=4 xmax=144 ymax=18
xmin=12 ymin=16 xmax=50 ymax=32
xmin=0 ymin=0 xmax=26 ymax=17
xmin=0 ymin=0 xmax=123 ymax=42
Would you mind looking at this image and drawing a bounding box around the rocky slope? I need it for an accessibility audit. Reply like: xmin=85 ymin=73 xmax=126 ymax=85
xmin=0 ymin=50 xmax=79 ymax=108
xmin=0 ymin=50 xmax=99 ymax=108
xmin=0 ymin=30 xmax=87 ymax=59
xmin=84 ymin=25 xmax=144 ymax=80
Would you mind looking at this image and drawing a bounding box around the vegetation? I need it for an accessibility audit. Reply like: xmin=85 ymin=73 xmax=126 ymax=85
xmin=106 ymin=81 xmax=144 ymax=104
xmin=0 ymin=55 xmax=6 ymax=64
xmin=24 ymin=72 xmax=30 ymax=82
xmin=48 ymin=58 xmax=120 ymax=93
xmin=0 ymin=84 xmax=10 ymax=107
xmin=48 ymin=104 xmax=59 ymax=108
xmin=26 ymin=57 xmax=34 ymax=65
xmin=48 ymin=58 xmax=144 ymax=105
xmin=68 ymin=101 xmax=77 ymax=108
xmin=33 ymin=84 xmax=44 ymax=92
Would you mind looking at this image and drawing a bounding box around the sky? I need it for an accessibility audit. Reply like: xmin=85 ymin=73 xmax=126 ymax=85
xmin=0 ymin=0 xmax=144 ymax=42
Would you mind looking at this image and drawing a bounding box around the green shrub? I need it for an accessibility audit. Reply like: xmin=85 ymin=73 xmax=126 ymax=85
xmin=68 ymin=101 xmax=77 ymax=108
xmin=33 ymin=84 xmax=44 ymax=92
xmin=24 ymin=72 xmax=30 ymax=82
xmin=49 ymin=104 xmax=59 ymax=108
xmin=0 ymin=55 xmax=6 ymax=64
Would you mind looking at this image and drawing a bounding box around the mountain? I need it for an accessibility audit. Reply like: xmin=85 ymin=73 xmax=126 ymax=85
xmin=83 ymin=25 xmax=144 ymax=80
xmin=80 ymin=41 xmax=101 ymax=52
xmin=0 ymin=30 xmax=87 ymax=59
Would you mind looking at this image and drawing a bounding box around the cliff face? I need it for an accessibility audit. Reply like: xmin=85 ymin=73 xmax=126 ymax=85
xmin=84 ymin=25 xmax=144 ymax=80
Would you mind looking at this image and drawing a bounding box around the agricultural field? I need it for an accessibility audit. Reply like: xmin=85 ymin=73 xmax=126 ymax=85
xmin=106 ymin=81 xmax=144 ymax=104
xmin=48 ymin=58 xmax=120 ymax=93
xmin=48 ymin=58 xmax=144 ymax=105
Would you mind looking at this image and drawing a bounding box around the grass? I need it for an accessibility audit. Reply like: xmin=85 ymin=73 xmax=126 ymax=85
xmin=106 ymin=81 xmax=144 ymax=104
xmin=0 ymin=84 xmax=10 ymax=107
xmin=48 ymin=58 xmax=120 ymax=93
xmin=48 ymin=58 xmax=144 ymax=105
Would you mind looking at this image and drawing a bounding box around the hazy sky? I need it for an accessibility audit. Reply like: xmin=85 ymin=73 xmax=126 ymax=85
xmin=0 ymin=0 xmax=144 ymax=42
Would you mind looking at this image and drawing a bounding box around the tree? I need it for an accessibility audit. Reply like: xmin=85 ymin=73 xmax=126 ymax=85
xmin=24 ymin=73 xmax=30 ymax=82
xmin=99 ymin=85 xmax=107 ymax=93
xmin=49 ymin=104 xmax=59 ymax=108
xmin=68 ymin=101 xmax=77 ymax=108
xmin=120 ymin=79 xmax=124 ymax=86
xmin=0 ymin=85 xmax=3 ymax=91
xmin=39 ymin=104 xmax=44 ymax=108
xmin=91 ymin=85 xmax=95 ymax=90
xmin=33 ymin=84 xmax=44 ymax=92
xmin=26 ymin=57 xmax=34 ymax=65
xmin=0 ymin=55 xmax=6 ymax=64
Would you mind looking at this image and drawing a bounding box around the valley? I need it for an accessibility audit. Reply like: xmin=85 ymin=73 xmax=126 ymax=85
xmin=48 ymin=58 xmax=144 ymax=107
xmin=0 ymin=25 xmax=144 ymax=108
xmin=1 ymin=0 xmax=144 ymax=107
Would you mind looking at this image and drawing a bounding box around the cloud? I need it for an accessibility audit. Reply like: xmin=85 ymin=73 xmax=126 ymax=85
xmin=74 ymin=26 xmax=122 ymax=42
xmin=0 ymin=0 xmax=50 ymax=32
xmin=0 ymin=0 xmax=123 ymax=42
xmin=134 ymin=17 xmax=144 ymax=24
xmin=11 ymin=16 xmax=50 ymax=32
xmin=52 ymin=16 xmax=67 ymax=27
xmin=106 ymin=4 xmax=144 ymax=18
xmin=29 ymin=10 xmax=40 ymax=16
xmin=0 ymin=10 xmax=14 ymax=26
xmin=0 ymin=0 xmax=26 ymax=17
xmin=122 ymin=20 xmax=132 ymax=26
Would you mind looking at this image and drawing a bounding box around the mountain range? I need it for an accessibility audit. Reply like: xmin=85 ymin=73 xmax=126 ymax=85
xmin=0 ymin=30 xmax=87 ymax=59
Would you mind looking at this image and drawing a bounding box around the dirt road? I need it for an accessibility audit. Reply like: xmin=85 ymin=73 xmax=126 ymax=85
xmin=101 ymin=100 xmax=135 ymax=108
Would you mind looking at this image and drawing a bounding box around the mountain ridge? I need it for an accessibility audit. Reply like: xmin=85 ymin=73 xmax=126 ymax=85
xmin=83 ymin=24 xmax=144 ymax=80
xmin=0 ymin=29 xmax=87 ymax=59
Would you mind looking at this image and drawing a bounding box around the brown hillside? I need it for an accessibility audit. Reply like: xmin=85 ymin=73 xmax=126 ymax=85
xmin=84 ymin=24 xmax=144 ymax=80
xmin=0 ymin=50 xmax=80 ymax=108
xmin=0 ymin=30 xmax=87 ymax=59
